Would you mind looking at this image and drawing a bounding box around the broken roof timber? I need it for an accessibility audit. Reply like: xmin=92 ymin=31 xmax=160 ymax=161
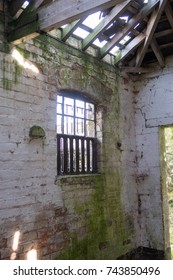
xmin=8 ymin=0 xmax=125 ymax=44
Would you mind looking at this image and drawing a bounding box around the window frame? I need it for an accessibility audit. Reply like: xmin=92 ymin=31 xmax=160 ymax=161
xmin=56 ymin=92 xmax=97 ymax=176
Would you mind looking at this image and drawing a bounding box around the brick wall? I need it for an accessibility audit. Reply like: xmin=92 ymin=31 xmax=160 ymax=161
xmin=134 ymin=58 xmax=173 ymax=258
xmin=0 ymin=33 xmax=138 ymax=259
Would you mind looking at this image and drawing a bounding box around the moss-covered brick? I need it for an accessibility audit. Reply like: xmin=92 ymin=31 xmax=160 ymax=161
xmin=56 ymin=172 xmax=132 ymax=260
xmin=0 ymin=29 xmax=135 ymax=261
xmin=1 ymin=56 xmax=23 ymax=90
xmin=29 ymin=126 xmax=45 ymax=138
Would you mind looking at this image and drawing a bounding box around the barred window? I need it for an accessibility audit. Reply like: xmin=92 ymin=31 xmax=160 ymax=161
xmin=57 ymin=93 xmax=97 ymax=175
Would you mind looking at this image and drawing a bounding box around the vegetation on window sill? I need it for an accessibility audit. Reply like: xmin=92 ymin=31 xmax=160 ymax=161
xmin=55 ymin=173 xmax=102 ymax=184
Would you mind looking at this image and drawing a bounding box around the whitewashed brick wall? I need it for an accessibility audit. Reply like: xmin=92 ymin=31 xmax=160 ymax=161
xmin=134 ymin=57 xmax=173 ymax=253
xmin=0 ymin=35 xmax=138 ymax=259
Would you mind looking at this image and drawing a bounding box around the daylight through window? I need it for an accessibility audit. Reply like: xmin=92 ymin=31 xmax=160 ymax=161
xmin=57 ymin=94 xmax=97 ymax=175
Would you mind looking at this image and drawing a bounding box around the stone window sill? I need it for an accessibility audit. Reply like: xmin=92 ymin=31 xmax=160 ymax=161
xmin=55 ymin=173 xmax=103 ymax=185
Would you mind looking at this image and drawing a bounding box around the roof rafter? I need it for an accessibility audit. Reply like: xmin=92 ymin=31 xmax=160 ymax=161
xmin=6 ymin=0 xmax=173 ymax=69
xmin=82 ymin=0 xmax=132 ymax=51
xmin=159 ymin=41 xmax=173 ymax=50
xmin=18 ymin=0 xmax=45 ymax=19
xmin=115 ymin=33 xmax=145 ymax=64
xmin=155 ymin=28 xmax=173 ymax=38
xmin=120 ymin=66 xmax=154 ymax=73
xmin=62 ymin=18 xmax=87 ymax=41
xmin=10 ymin=0 xmax=45 ymax=28
xmin=8 ymin=0 xmax=25 ymax=17
xmin=150 ymin=37 xmax=165 ymax=66
xmin=8 ymin=0 xmax=125 ymax=44
xmin=99 ymin=0 xmax=160 ymax=58
xmin=135 ymin=0 xmax=167 ymax=67
xmin=39 ymin=0 xmax=125 ymax=31
xmin=164 ymin=1 xmax=173 ymax=30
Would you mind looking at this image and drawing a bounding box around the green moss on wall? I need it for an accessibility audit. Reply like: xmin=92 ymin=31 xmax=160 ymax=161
xmin=2 ymin=56 xmax=22 ymax=90
xmin=57 ymin=173 xmax=131 ymax=260
xmin=57 ymin=175 xmax=107 ymax=259
xmin=114 ymin=50 xmax=122 ymax=65
xmin=3 ymin=78 xmax=12 ymax=91
xmin=2 ymin=58 xmax=11 ymax=91
xmin=14 ymin=62 xmax=22 ymax=84
xmin=16 ymin=46 xmax=30 ymax=60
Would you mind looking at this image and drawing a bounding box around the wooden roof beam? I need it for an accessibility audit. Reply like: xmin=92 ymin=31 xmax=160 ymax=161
xmin=164 ymin=2 xmax=173 ymax=30
xmin=120 ymin=66 xmax=154 ymax=73
xmin=135 ymin=0 xmax=167 ymax=67
xmin=18 ymin=0 xmax=45 ymax=19
xmin=82 ymin=0 xmax=132 ymax=51
xmin=8 ymin=0 xmax=25 ymax=17
xmin=9 ymin=0 xmax=45 ymax=28
xmin=19 ymin=0 xmax=44 ymax=12
xmin=155 ymin=28 xmax=173 ymax=38
xmin=146 ymin=41 xmax=173 ymax=53
xmin=28 ymin=0 xmax=45 ymax=11
xmin=38 ymin=0 xmax=125 ymax=31
xmin=114 ymin=33 xmax=145 ymax=64
xmin=99 ymin=0 xmax=160 ymax=58
xmin=8 ymin=0 xmax=125 ymax=44
xmin=62 ymin=18 xmax=86 ymax=41
xmin=150 ymin=37 xmax=165 ymax=67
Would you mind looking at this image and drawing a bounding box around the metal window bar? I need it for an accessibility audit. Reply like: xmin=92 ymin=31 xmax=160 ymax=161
xmin=57 ymin=134 xmax=97 ymax=175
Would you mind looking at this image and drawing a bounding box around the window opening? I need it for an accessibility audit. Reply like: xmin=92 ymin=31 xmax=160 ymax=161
xmin=57 ymin=94 xmax=97 ymax=175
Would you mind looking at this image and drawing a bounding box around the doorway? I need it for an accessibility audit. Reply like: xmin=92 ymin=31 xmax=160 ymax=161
xmin=160 ymin=126 xmax=173 ymax=259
